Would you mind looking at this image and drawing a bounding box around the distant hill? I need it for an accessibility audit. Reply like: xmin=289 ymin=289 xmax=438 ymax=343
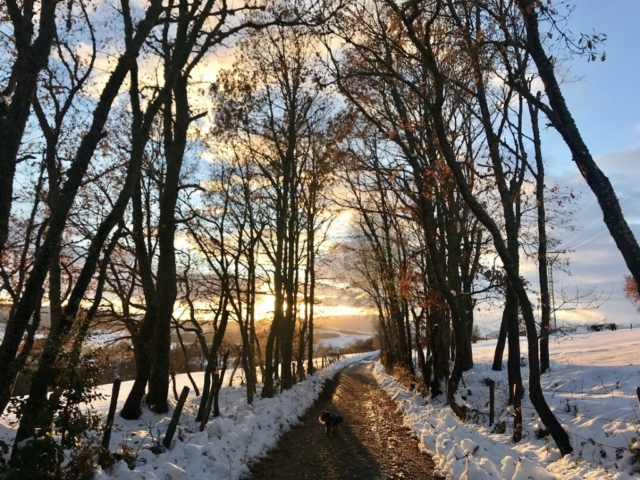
xmin=0 ymin=306 xmax=51 ymax=328
xmin=313 ymin=314 xmax=376 ymax=333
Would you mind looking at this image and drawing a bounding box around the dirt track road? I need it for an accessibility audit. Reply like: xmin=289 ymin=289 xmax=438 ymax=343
xmin=248 ymin=361 xmax=437 ymax=479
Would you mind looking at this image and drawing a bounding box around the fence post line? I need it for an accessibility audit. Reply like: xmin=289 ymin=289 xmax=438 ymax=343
xmin=102 ymin=379 xmax=121 ymax=451
xmin=163 ymin=386 xmax=190 ymax=449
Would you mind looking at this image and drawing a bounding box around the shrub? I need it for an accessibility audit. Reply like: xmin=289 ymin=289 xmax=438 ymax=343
xmin=7 ymin=345 xmax=107 ymax=479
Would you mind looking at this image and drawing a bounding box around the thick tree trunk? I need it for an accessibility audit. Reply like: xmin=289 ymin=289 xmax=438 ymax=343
xmin=121 ymin=174 xmax=159 ymax=418
xmin=0 ymin=0 xmax=57 ymax=254
xmin=0 ymin=0 xmax=163 ymax=419
xmin=447 ymin=305 xmax=472 ymax=419
xmin=147 ymin=72 xmax=190 ymax=413
xmin=121 ymin=340 xmax=152 ymax=419
xmin=516 ymin=0 xmax=640 ymax=296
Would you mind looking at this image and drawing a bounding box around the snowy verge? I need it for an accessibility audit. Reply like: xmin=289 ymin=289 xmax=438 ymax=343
xmin=94 ymin=351 xmax=378 ymax=480
xmin=372 ymin=343 xmax=640 ymax=480
xmin=373 ymin=362 xmax=556 ymax=479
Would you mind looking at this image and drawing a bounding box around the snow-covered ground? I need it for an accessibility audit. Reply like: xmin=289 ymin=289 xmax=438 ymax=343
xmin=374 ymin=328 xmax=640 ymax=479
xmin=0 ymin=351 xmax=377 ymax=480
xmin=3 ymin=328 xmax=640 ymax=479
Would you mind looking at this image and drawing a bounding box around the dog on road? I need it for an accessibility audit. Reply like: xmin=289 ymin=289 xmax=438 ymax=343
xmin=319 ymin=411 xmax=343 ymax=435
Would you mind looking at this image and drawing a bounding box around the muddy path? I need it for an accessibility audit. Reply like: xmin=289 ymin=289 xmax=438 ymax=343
xmin=248 ymin=361 xmax=437 ymax=479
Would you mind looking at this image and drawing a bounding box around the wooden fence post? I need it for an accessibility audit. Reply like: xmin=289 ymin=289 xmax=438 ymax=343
xmin=102 ymin=379 xmax=121 ymax=451
xmin=163 ymin=386 xmax=190 ymax=449
xmin=488 ymin=380 xmax=495 ymax=427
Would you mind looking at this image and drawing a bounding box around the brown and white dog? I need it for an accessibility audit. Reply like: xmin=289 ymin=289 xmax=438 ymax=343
xmin=318 ymin=411 xmax=343 ymax=435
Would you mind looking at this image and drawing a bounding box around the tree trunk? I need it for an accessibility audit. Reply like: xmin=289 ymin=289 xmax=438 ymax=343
xmin=121 ymin=172 xmax=159 ymax=419
xmin=492 ymin=307 xmax=508 ymax=371
xmin=176 ymin=325 xmax=200 ymax=397
xmin=196 ymin=310 xmax=228 ymax=422
xmin=0 ymin=0 xmax=57 ymax=254
xmin=0 ymin=288 xmax=43 ymax=416
xmin=120 ymin=341 xmax=152 ymax=420
xmin=529 ymin=99 xmax=552 ymax=375
xmin=516 ymin=0 xmax=640 ymax=296
xmin=306 ymin=222 xmax=316 ymax=375
xmin=261 ymin=309 xmax=280 ymax=398
xmin=147 ymin=71 xmax=190 ymax=413
xmin=0 ymin=0 xmax=164 ymax=418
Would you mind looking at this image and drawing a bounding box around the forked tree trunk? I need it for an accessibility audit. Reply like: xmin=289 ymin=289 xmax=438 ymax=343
xmin=196 ymin=310 xmax=229 ymax=422
xmin=529 ymin=99 xmax=552 ymax=375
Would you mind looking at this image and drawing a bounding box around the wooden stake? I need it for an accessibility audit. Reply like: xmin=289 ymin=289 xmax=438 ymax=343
xmin=485 ymin=379 xmax=495 ymax=427
xmin=102 ymin=379 xmax=121 ymax=451
xmin=163 ymin=386 xmax=190 ymax=449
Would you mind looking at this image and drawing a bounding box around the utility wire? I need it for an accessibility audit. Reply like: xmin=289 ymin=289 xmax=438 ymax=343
xmin=558 ymin=184 xmax=640 ymax=250
xmin=570 ymin=204 xmax=640 ymax=251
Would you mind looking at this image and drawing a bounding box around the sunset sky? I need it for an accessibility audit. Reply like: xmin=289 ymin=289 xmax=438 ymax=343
xmin=316 ymin=2 xmax=640 ymax=333
xmin=91 ymin=1 xmax=640 ymax=334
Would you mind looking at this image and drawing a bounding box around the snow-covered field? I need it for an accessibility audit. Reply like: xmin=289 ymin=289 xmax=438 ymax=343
xmin=375 ymin=328 xmax=640 ymax=479
xmin=315 ymin=328 xmax=373 ymax=348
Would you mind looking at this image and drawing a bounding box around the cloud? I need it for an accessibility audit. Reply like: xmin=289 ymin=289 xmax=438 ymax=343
xmin=594 ymin=147 xmax=640 ymax=175
xmin=474 ymin=146 xmax=640 ymax=329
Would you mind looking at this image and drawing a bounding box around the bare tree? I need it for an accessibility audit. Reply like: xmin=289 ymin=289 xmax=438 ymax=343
xmin=0 ymin=0 xmax=57 ymax=255
xmin=506 ymin=1 xmax=640 ymax=295
xmin=0 ymin=0 xmax=165 ymax=437
xmin=212 ymin=22 xmax=335 ymax=396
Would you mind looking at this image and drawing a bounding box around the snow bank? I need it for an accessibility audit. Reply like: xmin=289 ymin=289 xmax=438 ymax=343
xmin=93 ymin=351 xmax=377 ymax=480
xmin=374 ymin=329 xmax=640 ymax=479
